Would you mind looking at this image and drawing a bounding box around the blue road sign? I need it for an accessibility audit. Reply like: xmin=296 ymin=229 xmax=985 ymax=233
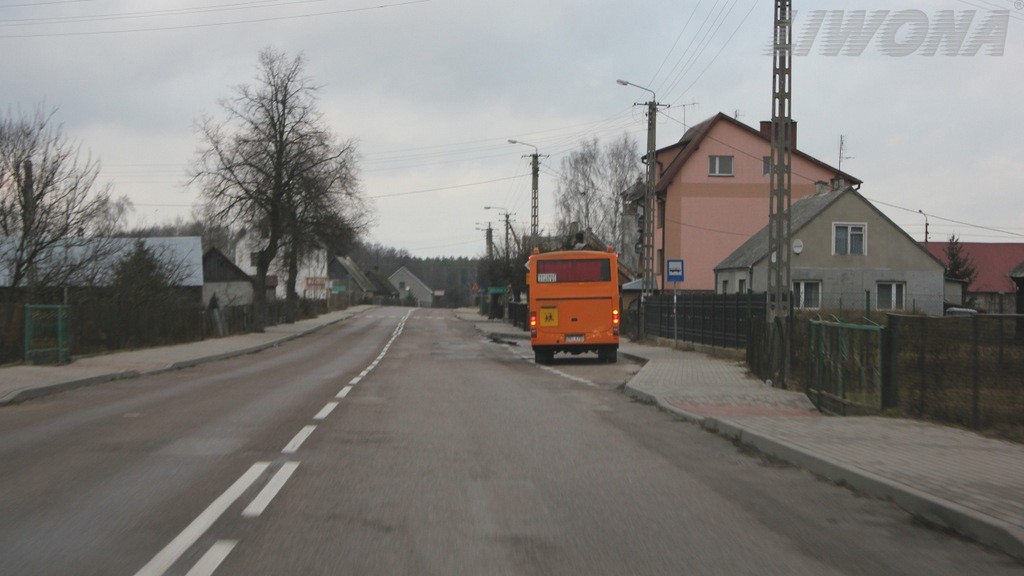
xmin=667 ymin=259 xmax=684 ymax=283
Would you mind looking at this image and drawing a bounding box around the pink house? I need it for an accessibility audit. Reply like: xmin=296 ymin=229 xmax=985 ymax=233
xmin=651 ymin=113 xmax=860 ymax=291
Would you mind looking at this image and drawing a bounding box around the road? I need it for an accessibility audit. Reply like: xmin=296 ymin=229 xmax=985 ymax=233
xmin=0 ymin=308 xmax=1019 ymax=575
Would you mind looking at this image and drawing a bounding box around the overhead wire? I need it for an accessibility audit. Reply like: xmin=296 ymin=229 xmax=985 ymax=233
xmin=0 ymin=0 xmax=431 ymax=38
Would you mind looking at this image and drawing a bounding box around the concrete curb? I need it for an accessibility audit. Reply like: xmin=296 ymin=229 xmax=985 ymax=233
xmin=0 ymin=371 xmax=141 ymax=406
xmin=0 ymin=309 xmax=365 ymax=406
xmin=624 ymin=380 xmax=1024 ymax=562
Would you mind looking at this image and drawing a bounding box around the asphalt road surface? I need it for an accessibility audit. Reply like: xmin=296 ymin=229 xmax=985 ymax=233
xmin=0 ymin=308 xmax=1020 ymax=575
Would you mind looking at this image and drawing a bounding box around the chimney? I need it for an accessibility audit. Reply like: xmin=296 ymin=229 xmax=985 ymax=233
xmin=831 ymin=176 xmax=846 ymax=191
xmin=815 ymin=181 xmax=829 ymax=195
xmin=759 ymin=120 xmax=798 ymax=150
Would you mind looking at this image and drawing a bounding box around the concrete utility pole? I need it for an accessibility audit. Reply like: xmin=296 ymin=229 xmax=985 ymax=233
xmin=618 ymin=79 xmax=667 ymax=339
xmin=477 ymin=222 xmax=494 ymax=260
xmin=767 ymin=0 xmax=794 ymax=386
xmin=508 ymin=140 xmax=546 ymax=252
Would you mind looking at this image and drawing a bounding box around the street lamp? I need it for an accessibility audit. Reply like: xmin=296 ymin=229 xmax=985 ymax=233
xmin=618 ymin=78 xmax=663 ymax=339
xmin=508 ymin=139 xmax=542 ymax=251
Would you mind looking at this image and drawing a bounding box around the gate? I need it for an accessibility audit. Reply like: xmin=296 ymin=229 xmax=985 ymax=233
xmin=24 ymin=305 xmax=70 ymax=365
xmin=807 ymin=318 xmax=884 ymax=415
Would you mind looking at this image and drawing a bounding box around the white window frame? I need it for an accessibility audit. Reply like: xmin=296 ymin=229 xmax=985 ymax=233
xmin=708 ymin=155 xmax=734 ymax=177
xmin=876 ymin=281 xmax=906 ymax=311
xmin=833 ymin=222 xmax=866 ymax=255
xmin=793 ymin=280 xmax=822 ymax=310
xmin=762 ymin=156 xmax=771 ymax=176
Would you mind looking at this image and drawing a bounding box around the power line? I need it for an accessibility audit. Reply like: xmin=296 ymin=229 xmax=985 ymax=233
xmin=865 ymin=196 xmax=1024 ymax=239
xmin=0 ymin=0 xmax=430 ymax=38
xmin=369 ymin=175 xmax=525 ymax=200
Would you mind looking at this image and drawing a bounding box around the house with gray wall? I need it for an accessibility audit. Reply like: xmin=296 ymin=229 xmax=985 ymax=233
xmin=389 ymin=266 xmax=434 ymax=308
xmin=715 ymin=185 xmax=945 ymax=316
xmin=202 ymin=247 xmax=254 ymax=307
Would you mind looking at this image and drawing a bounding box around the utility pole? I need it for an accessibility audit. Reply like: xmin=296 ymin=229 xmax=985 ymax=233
xmin=503 ymin=212 xmax=512 ymax=264
xmin=618 ymin=79 xmax=668 ymax=339
xmin=509 ymin=140 xmax=546 ymax=252
xmin=767 ymin=0 xmax=794 ymax=387
xmin=477 ymin=222 xmax=494 ymax=260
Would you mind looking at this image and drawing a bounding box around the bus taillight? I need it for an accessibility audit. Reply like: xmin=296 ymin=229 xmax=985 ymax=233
xmin=530 ymin=310 xmax=538 ymax=337
xmin=612 ymin=308 xmax=620 ymax=335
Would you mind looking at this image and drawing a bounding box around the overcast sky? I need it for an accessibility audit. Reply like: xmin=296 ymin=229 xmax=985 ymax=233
xmin=3 ymin=0 xmax=1022 ymax=258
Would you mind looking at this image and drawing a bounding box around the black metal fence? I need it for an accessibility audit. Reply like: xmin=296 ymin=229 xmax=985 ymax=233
xmin=0 ymin=297 xmax=329 ymax=365
xmin=643 ymin=292 xmax=766 ymax=349
xmin=886 ymin=314 xmax=1024 ymax=439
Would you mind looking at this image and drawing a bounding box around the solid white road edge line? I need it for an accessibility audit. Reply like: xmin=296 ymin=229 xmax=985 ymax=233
xmin=242 ymin=462 xmax=300 ymax=518
xmin=282 ymin=425 xmax=316 ymax=454
xmin=183 ymin=540 xmax=238 ymax=576
xmin=133 ymin=463 xmax=269 ymax=576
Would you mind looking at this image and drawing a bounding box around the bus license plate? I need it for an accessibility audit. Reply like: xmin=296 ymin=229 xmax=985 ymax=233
xmin=565 ymin=334 xmax=585 ymax=343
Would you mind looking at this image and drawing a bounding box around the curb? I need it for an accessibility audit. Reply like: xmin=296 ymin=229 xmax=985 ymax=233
xmin=624 ymin=380 xmax=1024 ymax=562
xmin=0 ymin=371 xmax=141 ymax=406
xmin=0 ymin=310 xmax=365 ymax=406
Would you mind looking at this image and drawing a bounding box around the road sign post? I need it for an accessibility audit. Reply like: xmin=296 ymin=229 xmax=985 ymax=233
xmin=667 ymin=260 xmax=684 ymax=347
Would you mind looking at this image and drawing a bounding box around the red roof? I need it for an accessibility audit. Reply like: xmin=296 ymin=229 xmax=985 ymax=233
xmin=922 ymin=242 xmax=1024 ymax=293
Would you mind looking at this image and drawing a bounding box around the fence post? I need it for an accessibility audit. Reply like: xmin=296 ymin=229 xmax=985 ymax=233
xmin=972 ymin=314 xmax=981 ymax=429
xmin=882 ymin=315 xmax=898 ymax=410
xmin=916 ymin=316 xmax=928 ymax=416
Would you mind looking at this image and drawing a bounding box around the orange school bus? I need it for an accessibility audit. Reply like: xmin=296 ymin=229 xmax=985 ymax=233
xmin=527 ymin=248 xmax=620 ymax=364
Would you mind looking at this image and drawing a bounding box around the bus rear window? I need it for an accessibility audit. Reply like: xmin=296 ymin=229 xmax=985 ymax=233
xmin=536 ymin=259 xmax=611 ymax=283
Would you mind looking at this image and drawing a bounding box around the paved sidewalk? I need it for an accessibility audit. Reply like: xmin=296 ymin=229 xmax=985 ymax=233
xmin=0 ymin=305 xmax=373 ymax=405
xmin=461 ymin=310 xmax=1024 ymax=562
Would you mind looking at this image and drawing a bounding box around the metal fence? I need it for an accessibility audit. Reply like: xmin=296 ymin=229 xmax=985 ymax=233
xmin=887 ymin=314 xmax=1024 ymax=438
xmin=0 ymin=297 xmax=330 ymax=364
xmin=806 ymin=318 xmax=885 ymax=415
xmin=643 ymin=292 xmax=766 ymax=349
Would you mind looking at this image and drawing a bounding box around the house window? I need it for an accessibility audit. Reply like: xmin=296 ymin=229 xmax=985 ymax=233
xmin=738 ymin=279 xmax=746 ymax=294
xmin=708 ymin=155 xmax=734 ymax=177
xmin=793 ymin=280 xmax=821 ymax=309
xmin=877 ymin=282 xmax=905 ymax=310
xmin=722 ymin=279 xmax=729 ymax=294
xmin=249 ymin=251 xmax=260 ymax=267
xmin=657 ymin=198 xmax=665 ymax=229
xmin=762 ymin=156 xmax=771 ymax=176
xmin=833 ymin=223 xmax=865 ymax=255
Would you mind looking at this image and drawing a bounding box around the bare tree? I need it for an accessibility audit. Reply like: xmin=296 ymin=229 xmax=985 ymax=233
xmin=0 ymin=105 xmax=129 ymax=299
xmin=555 ymin=137 xmax=603 ymax=241
xmin=278 ymin=134 xmax=367 ymax=321
xmin=553 ymin=133 xmax=640 ymax=250
xmin=192 ymin=47 xmax=366 ymax=330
